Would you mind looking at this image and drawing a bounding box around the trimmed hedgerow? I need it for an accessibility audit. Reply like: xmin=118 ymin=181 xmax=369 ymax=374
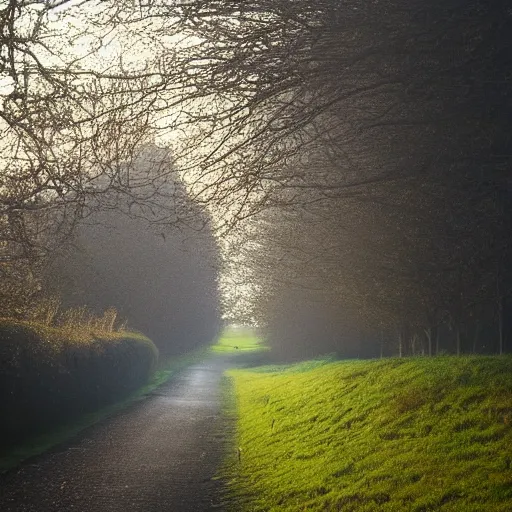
xmin=0 ymin=319 xmax=158 ymax=449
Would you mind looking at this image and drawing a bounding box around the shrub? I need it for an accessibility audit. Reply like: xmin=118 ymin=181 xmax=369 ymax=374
xmin=0 ymin=318 xmax=158 ymax=450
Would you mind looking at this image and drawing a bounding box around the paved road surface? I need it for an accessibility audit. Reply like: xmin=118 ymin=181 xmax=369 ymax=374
xmin=0 ymin=355 xmax=235 ymax=512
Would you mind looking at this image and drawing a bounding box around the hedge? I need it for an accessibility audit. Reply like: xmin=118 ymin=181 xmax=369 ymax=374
xmin=0 ymin=319 xmax=158 ymax=449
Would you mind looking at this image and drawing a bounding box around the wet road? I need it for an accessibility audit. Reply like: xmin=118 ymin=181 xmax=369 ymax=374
xmin=0 ymin=355 xmax=235 ymax=512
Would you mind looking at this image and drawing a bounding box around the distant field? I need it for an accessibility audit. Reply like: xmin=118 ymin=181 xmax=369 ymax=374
xmin=224 ymin=356 xmax=512 ymax=511
xmin=211 ymin=328 xmax=266 ymax=353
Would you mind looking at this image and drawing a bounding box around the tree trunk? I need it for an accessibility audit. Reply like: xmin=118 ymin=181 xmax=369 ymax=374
xmin=425 ymin=327 xmax=432 ymax=357
xmin=497 ymin=271 xmax=504 ymax=355
xmin=398 ymin=330 xmax=403 ymax=358
xmin=472 ymin=320 xmax=480 ymax=354
xmin=456 ymin=325 xmax=461 ymax=356
xmin=498 ymin=297 xmax=504 ymax=355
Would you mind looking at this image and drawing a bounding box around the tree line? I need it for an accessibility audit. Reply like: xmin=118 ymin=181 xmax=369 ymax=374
xmin=1 ymin=0 xmax=511 ymax=358
xmin=214 ymin=0 xmax=512 ymax=358
xmin=0 ymin=2 xmax=221 ymax=353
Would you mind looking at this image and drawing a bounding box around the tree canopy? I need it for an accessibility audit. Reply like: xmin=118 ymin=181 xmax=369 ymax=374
xmin=1 ymin=0 xmax=512 ymax=357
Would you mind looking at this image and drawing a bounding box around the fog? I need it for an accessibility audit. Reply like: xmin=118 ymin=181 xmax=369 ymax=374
xmin=45 ymin=146 xmax=221 ymax=355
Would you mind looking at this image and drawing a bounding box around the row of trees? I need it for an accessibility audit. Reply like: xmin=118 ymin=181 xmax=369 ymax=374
xmin=217 ymin=0 xmax=512 ymax=358
xmin=2 ymin=0 xmax=512 ymax=358
xmin=228 ymin=181 xmax=511 ymax=359
xmin=0 ymin=2 xmax=222 ymax=352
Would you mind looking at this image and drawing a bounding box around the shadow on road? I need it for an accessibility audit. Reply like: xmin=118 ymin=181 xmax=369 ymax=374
xmin=0 ymin=354 xmax=239 ymax=512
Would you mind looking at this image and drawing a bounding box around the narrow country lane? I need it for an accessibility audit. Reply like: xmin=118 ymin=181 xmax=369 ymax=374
xmin=0 ymin=355 xmax=235 ymax=512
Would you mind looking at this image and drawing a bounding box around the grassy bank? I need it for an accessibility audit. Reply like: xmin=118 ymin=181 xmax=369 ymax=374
xmin=225 ymin=356 xmax=512 ymax=511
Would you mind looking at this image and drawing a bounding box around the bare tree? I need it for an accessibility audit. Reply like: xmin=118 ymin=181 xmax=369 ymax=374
xmin=0 ymin=0 xmax=184 ymax=312
xmin=2 ymin=0 xmax=512 ymax=358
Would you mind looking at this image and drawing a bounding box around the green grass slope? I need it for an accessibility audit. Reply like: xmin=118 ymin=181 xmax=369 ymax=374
xmin=225 ymin=356 xmax=512 ymax=511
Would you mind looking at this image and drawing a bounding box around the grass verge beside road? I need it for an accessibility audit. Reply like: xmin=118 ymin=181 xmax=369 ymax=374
xmin=224 ymin=355 xmax=512 ymax=511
